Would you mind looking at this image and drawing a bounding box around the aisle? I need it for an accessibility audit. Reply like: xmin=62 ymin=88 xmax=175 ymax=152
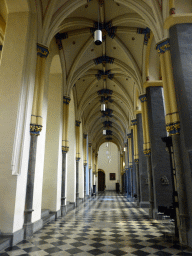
xmin=1 ymin=192 xmax=192 ymax=255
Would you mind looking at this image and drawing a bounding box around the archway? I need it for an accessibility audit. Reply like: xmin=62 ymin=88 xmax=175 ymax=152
xmin=98 ymin=169 xmax=105 ymax=191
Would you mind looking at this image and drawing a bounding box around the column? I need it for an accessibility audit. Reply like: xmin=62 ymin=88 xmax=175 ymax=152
xmin=137 ymin=113 xmax=149 ymax=207
xmin=61 ymin=96 xmax=71 ymax=215
xmin=147 ymin=87 xmax=173 ymax=215
xmin=83 ymin=134 xmax=88 ymax=200
xmin=120 ymin=153 xmax=124 ymax=193
xmin=156 ymin=38 xmax=188 ymax=245
xmin=24 ymin=44 xmax=49 ymax=238
xmin=127 ymin=133 xmax=133 ymax=198
xmin=75 ymin=120 xmax=81 ymax=204
xmin=88 ymin=143 xmax=92 ymax=196
xmin=139 ymin=94 xmax=154 ymax=218
xmin=131 ymin=118 xmax=140 ymax=204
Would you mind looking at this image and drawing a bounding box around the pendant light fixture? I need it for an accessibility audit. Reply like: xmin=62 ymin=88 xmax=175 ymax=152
xmin=94 ymin=1 xmax=102 ymax=45
xmin=101 ymin=103 xmax=105 ymax=111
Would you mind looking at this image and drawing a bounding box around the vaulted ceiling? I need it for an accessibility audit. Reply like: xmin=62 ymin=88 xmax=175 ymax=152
xmin=50 ymin=0 xmax=161 ymax=151
xmin=1 ymin=0 xmax=173 ymax=152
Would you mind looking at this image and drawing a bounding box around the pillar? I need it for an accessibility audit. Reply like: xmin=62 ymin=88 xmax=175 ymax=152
xmin=88 ymin=143 xmax=92 ymax=196
xmin=120 ymin=153 xmax=124 ymax=193
xmin=127 ymin=133 xmax=133 ymax=199
xmin=61 ymin=96 xmax=71 ymax=215
xmin=75 ymin=120 xmax=81 ymax=204
xmin=139 ymin=94 xmax=154 ymax=218
xmin=131 ymin=118 xmax=140 ymax=204
xmin=147 ymin=86 xmax=173 ymax=215
xmin=156 ymin=38 xmax=189 ymax=245
xmin=83 ymin=134 xmax=88 ymax=199
xmin=137 ymin=113 xmax=149 ymax=207
xmin=24 ymin=44 xmax=49 ymax=238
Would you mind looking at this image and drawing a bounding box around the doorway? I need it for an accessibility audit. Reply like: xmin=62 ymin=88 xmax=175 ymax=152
xmin=98 ymin=170 xmax=105 ymax=191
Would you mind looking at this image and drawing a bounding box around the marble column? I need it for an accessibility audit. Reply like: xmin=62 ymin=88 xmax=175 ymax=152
xmin=157 ymin=37 xmax=189 ymax=244
xmin=137 ymin=113 xmax=149 ymax=207
xmin=146 ymin=153 xmax=154 ymax=218
xmin=147 ymin=86 xmax=173 ymax=215
xmin=88 ymin=143 xmax=92 ymax=196
xmin=83 ymin=134 xmax=88 ymax=199
xmin=61 ymin=96 xmax=71 ymax=215
xmin=84 ymin=163 xmax=87 ymax=199
xmin=24 ymin=134 xmax=37 ymax=237
xmin=139 ymin=94 xmax=154 ymax=218
xmin=135 ymin=160 xmax=140 ymax=203
xmin=61 ymin=151 xmax=67 ymax=216
xmin=75 ymin=120 xmax=81 ymax=203
xmin=76 ymin=159 xmax=80 ymax=200
xmin=89 ymin=168 xmax=92 ymax=195
xmin=24 ymin=44 xmax=49 ymax=238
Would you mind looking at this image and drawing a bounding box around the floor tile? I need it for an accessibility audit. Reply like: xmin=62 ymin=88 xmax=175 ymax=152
xmin=0 ymin=192 xmax=191 ymax=256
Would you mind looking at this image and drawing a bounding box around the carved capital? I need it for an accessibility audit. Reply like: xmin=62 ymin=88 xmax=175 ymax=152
xmin=37 ymin=44 xmax=49 ymax=58
xmin=30 ymin=124 xmax=42 ymax=136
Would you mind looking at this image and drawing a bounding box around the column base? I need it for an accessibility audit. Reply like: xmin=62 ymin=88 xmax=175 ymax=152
xmin=76 ymin=198 xmax=83 ymax=207
xmin=23 ymin=223 xmax=34 ymax=239
xmin=61 ymin=206 xmax=67 ymax=216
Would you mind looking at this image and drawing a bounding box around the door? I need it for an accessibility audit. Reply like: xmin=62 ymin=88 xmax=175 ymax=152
xmin=98 ymin=171 xmax=105 ymax=191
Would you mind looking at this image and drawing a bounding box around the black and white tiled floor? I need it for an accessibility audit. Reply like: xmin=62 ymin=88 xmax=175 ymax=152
xmin=1 ymin=191 xmax=192 ymax=255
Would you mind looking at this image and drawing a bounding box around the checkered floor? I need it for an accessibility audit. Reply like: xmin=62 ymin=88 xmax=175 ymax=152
xmin=1 ymin=191 xmax=192 ymax=255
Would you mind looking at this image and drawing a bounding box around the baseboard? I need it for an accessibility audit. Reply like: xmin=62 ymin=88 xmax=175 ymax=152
xmin=50 ymin=209 xmax=61 ymax=219
xmin=33 ymin=219 xmax=43 ymax=234
xmin=139 ymin=201 xmax=150 ymax=208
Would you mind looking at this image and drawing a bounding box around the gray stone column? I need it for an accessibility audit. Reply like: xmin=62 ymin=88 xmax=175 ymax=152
xmin=169 ymin=25 xmax=191 ymax=245
xmin=61 ymin=151 xmax=67 ymax=216
xmin=137 ymin=114 xmax=149 ymax=207
xmin=84 ymin=163 xmax=87 ymax=199
xmin=147 ymin=86 xmax=173 ymax=216
xmin=135 ymin=160 xmax=140 ymax=203
xmin=130 ymin=167 xmax=133 ymax=198
xmin=146 ymin=154 xmax=154 ymax=218
xmin=24 ymin=133 xmax=38 ymax=238
xmin=89 ymin=168 xmax=91 ymax=196
xmin=76 ymin=158 xmax=80 ymax=200
xmin=172 ymin=134 xmax=188 ymax=244
xmin=125 ymin=168 xmax=128 ymax=197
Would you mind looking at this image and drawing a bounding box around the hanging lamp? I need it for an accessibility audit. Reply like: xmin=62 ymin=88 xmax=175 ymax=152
xmin=94 ymin=1 xmax=102 ymax=45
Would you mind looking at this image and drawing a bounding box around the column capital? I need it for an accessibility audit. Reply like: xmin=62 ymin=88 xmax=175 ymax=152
xmin=134 ymin=159 xmax=139 ymax=163
xmin=88 ymin=143 xmax=92 ymax=147
xmin=62 ymin=146 xmax=69 ymax=153
xmin=131 ymin=119 xmax=137 ymax=126
xmin=63 ymin=96 xmax=71 ymax=104
xmin=37 ymin=43 xmax=49 ymax=58
xmin=83 ymin=134 xmax=87 ymax=139
xmin=166 ymin=121 xmax=180 ymax=135
xmin=127 ymin=133 xmax=131 ymax=138
xmin=30 ymin=124 xmax=42 ymax=136
xmin=156 ymin=38 xmax=170 ymax=54
xmin=143 ymin=149 xmax=151 ymax=156
xmin=139 ymin=94 xmax=147 ymax=102
xmin=75 ymin=120 xmax=81 ymax=127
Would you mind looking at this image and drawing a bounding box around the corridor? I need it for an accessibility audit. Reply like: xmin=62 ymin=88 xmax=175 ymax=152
xmin=1 ymin=192 xmax=192 ymax=256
